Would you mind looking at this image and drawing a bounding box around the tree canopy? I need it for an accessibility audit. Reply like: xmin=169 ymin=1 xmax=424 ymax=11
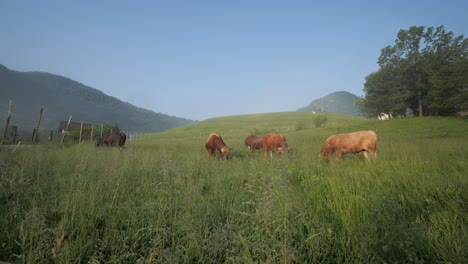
xmin=357 ymin=26 xmax=468 ymax=117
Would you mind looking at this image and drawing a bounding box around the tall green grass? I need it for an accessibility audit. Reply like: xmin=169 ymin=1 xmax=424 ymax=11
xmin=1 ymin=113 xmax=467 ymax=263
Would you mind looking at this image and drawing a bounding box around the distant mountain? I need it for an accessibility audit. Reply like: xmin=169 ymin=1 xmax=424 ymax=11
xmin=297 ymin=91 xmax=361 ymax=116
xmin=0 ymin=64 xmax=193 ymax=138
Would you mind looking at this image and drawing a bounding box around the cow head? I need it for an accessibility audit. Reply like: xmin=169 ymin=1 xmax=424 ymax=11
xmin=276 ymin=146 xmax=290 ymax=156
xmin=95 ymin=137 xmax=103 ymax=147
xmin=220 ymin=146 xmax=233 ymax=159
xmin=319 ymin=145 xmax=332 ymax=159
xmin=318 ymin=151 xmax=326 ymax=159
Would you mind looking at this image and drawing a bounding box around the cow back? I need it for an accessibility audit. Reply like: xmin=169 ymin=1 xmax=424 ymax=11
xmin=320 ymin=130 xmax=377 ymax=159
xmin=244 ymin=135 xmax=263 ymax=149
xmin=262 ymin=133 xmax=289 ymax=155
xmin=205 ymin=133 xmax=231 ymax=159
xmin=206 ymin=133 xmax=226 ymax=149
xmin=251 ymin=137 xmax=264 ymax=150
xmin=336 ymin=130 xmax=376 ymax=151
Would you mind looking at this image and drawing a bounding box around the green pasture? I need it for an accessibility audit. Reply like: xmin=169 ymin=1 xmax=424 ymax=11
xmin=1 ymin=113 xmax=467 ymax=263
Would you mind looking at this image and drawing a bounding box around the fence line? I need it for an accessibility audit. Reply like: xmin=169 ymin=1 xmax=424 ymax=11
xmin=60 ymin=115 xmax=72 ymax=145
xmin=0 ymin=101 xmax=148 ymax=144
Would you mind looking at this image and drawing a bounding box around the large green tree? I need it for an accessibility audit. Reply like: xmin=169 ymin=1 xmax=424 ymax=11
xmin=358 ymin=26 xmax=468 ymax=117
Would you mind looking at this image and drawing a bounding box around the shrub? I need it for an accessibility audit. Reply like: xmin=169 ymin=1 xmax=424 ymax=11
xmin=312 ymin=114 xmax=328 ymax=128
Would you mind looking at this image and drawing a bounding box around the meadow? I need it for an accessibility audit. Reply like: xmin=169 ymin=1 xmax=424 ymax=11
xmin=0 ymin=112 xmax=467 ymax=263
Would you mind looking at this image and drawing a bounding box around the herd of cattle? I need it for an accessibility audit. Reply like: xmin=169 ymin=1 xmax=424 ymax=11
xmin=205 ymin=130 xmax=377 ymax=160
xmin=95 ymin=130 xmax=378 ymax=161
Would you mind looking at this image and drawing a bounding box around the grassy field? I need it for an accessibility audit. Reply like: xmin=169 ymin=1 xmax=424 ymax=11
xmin=1 ymin=112 xmax=467 ymax=263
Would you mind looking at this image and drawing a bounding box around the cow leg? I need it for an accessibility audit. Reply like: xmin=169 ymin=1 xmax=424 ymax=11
xmin=363 ymin=151 xmax=370 ymax=160
xmin=363 ymin=149 xmax=377 ymax=160
xmin=334 ymin=152 xmax=342 ymax=160
xmin=207 ymin=149 xmax=216 ymax=159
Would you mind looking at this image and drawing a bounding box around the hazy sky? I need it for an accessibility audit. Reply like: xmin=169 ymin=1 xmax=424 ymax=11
xmin=1 ymin=1 xmax=467 ymax=120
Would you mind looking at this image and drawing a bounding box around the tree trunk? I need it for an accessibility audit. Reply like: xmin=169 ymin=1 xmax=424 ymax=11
xmin=418 ymin=87 xmax=423 ymax=117
xmin=417 ymin=74 xmax=424 ymax=117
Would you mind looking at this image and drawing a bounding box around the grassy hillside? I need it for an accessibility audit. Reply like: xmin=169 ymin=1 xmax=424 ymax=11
xmin=0 ymin=64 xmax=193 ymax=138
xmin=1 ymin=112 xmax=467 ymax=263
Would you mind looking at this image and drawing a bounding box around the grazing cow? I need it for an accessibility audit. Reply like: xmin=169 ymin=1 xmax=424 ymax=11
xmin=262 ymin=133 xmax=290 ymax=157
xmin=244 ymin=135 xmax=264 ymax=151
xmin=319 ymin=130 xmax=377 ymax=160
xmin=205 ymin=133 xmax=232 ymax=159
xmin=96 ymin=132 xmax=127 ymax=147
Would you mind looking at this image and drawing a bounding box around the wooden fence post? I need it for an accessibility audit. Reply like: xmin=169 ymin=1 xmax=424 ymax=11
xmin=3 ymin=100 xmax=13 ymax=140
xmin=32 ymin=107 xmax=43 ymax=143
xmin=12 ymin=126 xmax=17 ymax=143
xmin=60 ymin=115 xmax=72 ymax=145
xmin=49 ymin=128 xmax=53 ymax=142
xmin=79 ymin=121 xmax=84 ymax=143
xmin=90 ymin=124 xmax=94 ymax=142
xmin=100 ymin=124 xmax=103 ymax=138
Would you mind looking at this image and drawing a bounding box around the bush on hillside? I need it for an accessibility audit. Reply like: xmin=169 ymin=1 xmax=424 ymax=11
xmin=312 ymin=114 xmax=328 ymax=128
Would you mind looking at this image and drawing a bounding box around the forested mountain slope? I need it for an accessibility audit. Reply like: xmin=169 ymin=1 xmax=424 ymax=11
xmin=0 ymin=64 xmax=193 ymax=138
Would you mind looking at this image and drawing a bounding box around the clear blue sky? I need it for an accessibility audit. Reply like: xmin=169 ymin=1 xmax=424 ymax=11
xmin=1 ymin=1 xmax=467 ymax=120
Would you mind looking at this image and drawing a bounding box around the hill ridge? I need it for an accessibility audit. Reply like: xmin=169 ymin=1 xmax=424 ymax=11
xmin=297 ymin=91 xmax=361 ymax=116
xmin=0 ymin=64 xmax=193 ymax=137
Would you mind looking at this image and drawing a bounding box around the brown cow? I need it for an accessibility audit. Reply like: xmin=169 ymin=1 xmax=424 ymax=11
xmin=262 ymin=133 xmax=290 ymax=157
xmin=319 ymin=130 xmax=377 ymax=160
xmin=96 ymin=132 xmax=127 ymax=147
xmin=244 ymin=135 xmax=257 ymax=147
xmin=244 ymin=135 xmax=264 ymax=151
xmin=205 ymin=133 xmax=232 ymax=159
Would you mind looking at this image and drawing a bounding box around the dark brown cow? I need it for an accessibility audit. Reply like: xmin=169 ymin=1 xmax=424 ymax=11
xmin=96 ymin=132 xmax=127 ymax=147
xmin=205 ymin=133 xmax=232 ymax=159
xmin=244 ymin=135 xmax=264 ymax=151
xmin=244 ymin=135 xmax=257 ymax=147
xmin=319 ymin=130 xmax=377 ymax=160
xmin=262 ymin=133 xmax=290 ymax=157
